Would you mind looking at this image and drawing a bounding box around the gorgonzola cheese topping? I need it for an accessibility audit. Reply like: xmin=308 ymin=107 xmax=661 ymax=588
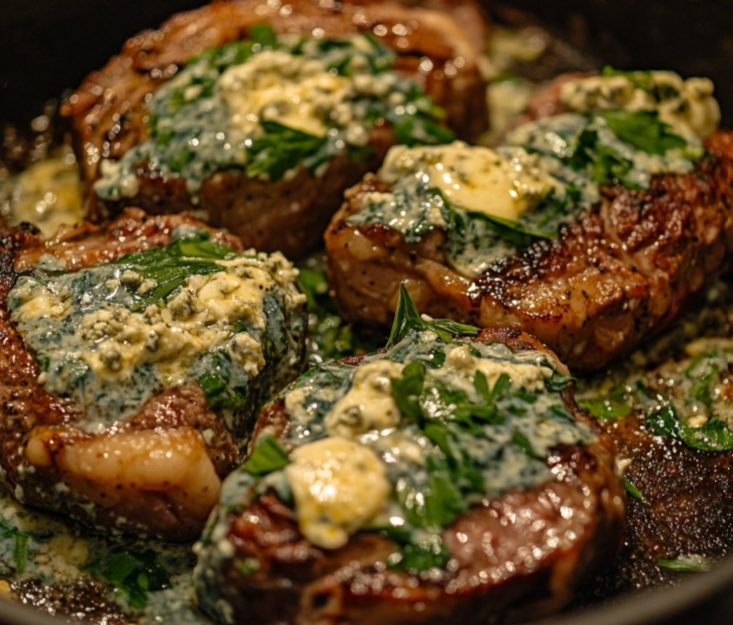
xmin=325 ymin=360 xmax=404 ymax=438
xmin=348 ymin=69 xmax=714 ymax=278
xmin=559 ymin=70 xmax=720 ymax=140
xmin=218 ymin=50 xmax=351 ymax=138
xmin=8 ymin=231 xmax=307 ymax=431
xmin=224 ymin=316 xmax=593 ymax=558
xmin=94 ymin=29 xmax=451 ymax=201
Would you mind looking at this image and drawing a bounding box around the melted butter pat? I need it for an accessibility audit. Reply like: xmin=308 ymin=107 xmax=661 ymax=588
xmin=560 ymin=71 xmax=721 ymax=140
xmin=379 ymin=141 xmax=557 ymax=222
xmin=284 ymin=436 xmax=389 ymax=549
xmin=325 ymin=360 xmax=404 ymax=438
xmin=218 ymin=50 xmax=351 ymax=137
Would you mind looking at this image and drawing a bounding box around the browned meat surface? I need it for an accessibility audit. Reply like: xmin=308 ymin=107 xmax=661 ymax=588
xmin=346 ymin=0 xmax=489 ymax=50
xmin=194 ymin=328 xmax=625 ymax=625
xmin=325 ymin=131 xmax=733 ymax=372
xmin=64 ymin=0 xmax=488 ymax=258
xmin=0 ymin=209 xmax=304 ymax=541
xmin=574 ymin=412 xmax=733 ymax=603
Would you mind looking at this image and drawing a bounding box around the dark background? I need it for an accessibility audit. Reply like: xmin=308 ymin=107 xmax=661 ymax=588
xmin=1 ymin=0 xmax=732 ymax=126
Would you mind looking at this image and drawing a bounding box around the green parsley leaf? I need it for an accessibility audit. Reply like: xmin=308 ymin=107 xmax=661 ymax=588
xmin=390 ymin=361 xmax=427 ymax=420
xmin=598 ymin=111 xmax=687 ymax=156
xmin=657 ymin=554 xmax=713 ymax=573
xmin=115 ymin=232 xmax=237 ymax=311
xmin=624 ymin=478 xmax=650 ymax=506
xmin=245 ymin=121 xmax=330 ymax=182
xmin=0 ymin=518 xmax=31 ymax=574
xmin=512 ymin=431 xmax=544 ymax=460
xmin=646 ymin=404 xmax=733 ymax=452
xmin=85 ymin=549 xmax=170 ymax=610
xmin=581 ymin=399 xmax=634 ymax=420
xmin=243 ymin=436 xmax=290 ymax=477
xmin=387 ymin=535 xmax=451 ymax=572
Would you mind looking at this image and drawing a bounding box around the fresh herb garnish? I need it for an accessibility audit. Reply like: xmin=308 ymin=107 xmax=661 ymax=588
xmin=647 ymin=404 xmax=733 ymax=452
xmin=85 ymin=548 xmax=170 ymax=610
xmin=386 ymin=534 xmax=451 ymax=572
xmin=657 ymin=554 xmax=713 ymax=573
xmin=0 ymin=518 xmax=30 ymax=574
xmin=114 ymin=231 xmax=237 ymax=311
xmin=387 ymin=283 xmax=479 ymax=348
xmin=245 ymin=122 xmax=331 ymax=181
xmin=624 ymin=478 xmax=650 ymax=506
xmin=598 ymin=111 xmax=687 ymax=156
xmin=242 ymin=435 xmax=290 ymax=477
xmin=566 ymin=127 xmax=636 ymax=186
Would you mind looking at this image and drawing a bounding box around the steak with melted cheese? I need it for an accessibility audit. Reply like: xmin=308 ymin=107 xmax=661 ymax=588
xmin=64 ymin=0 xmax=488 ymax=258
xmin=0 ymin=209 xmax=306 ymax=540
xmin=325 ymin=72 xmax=733 ymax=372
xmin=194 ymin=314 xmax=624 ymax=625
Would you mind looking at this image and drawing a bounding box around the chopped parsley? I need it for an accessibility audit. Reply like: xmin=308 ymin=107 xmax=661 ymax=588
xmin=114 ymin=230 xmax=237 ymax=311
xmin=242 ymin=436 xmax=290 ymax=477
xmin=85 ymin=548 xmax=171 ymax=610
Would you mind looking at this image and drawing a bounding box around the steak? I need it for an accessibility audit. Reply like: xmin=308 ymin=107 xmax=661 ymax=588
xmin=325 ymin=119 xmax=733 ymax=372
xmin=64 ymin=0 xmax=488 ymax=258
xmin=0 ymin=209 xmax=306 ymax=541
xmin=194 ymin=318 xmax=625 ymax=625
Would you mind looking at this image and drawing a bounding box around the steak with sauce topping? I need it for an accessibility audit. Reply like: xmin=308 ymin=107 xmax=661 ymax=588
xmin=194 ymin=320 xmax=625 ymax=625
xmin=0 ymin=208 xmax=306 ymax=541
xmin=64 ymin=0 xmax=488 ymax=259
xmin=325 ymin=73 xmax=733 ymax=372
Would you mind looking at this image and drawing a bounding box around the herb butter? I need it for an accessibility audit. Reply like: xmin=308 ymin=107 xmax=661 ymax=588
xmin=94 ymin=28 xmax=452 ymax=202
xmin=195 ymin=287 xmax=594 ymax=610
xmin=285 ymin=436 xmax=390 ymax=549
xmin=7 ymin=229 xmax=307 ymax=434
xmin=348 ymin=70 xmax=717 ymax=278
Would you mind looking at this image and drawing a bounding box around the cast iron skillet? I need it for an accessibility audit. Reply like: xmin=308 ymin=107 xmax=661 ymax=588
xmin=0 ymin=1 xmax=732 ymax=623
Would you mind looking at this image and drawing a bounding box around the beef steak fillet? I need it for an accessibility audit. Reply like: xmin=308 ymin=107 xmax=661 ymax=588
xmin=194 ymin=309 xmax=624 ymax=625
xmin=64 ymin=0 xmax=488 ymax=258
xmin=0 ymin=209 xmax=306 ymax=540
xmin=325 ymin=72 xmax=733 ymax=372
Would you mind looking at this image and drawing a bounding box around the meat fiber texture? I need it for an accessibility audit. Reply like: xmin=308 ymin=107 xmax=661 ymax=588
xmin=325 ymin=130 xmax=733 ymax=373
xmin=0 ymin=209 xmax=307 ymax=541
xmin=193 ymin=327 xmax=625 ymax=625
xmin=64 ymin=0 xmax=488 ymax=259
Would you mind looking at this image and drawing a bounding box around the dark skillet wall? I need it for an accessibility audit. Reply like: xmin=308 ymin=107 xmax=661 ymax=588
xmin=1 ymin=0 xmax=732 ymax=125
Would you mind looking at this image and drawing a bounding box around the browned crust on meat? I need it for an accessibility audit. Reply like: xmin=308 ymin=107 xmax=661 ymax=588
xmin=570 ymin=411 xmax=733 ymax=602
xmin=208 ymin=329 xmax=624 ymax=624
xmin=325 ymin=131 xmax=733 ymax=372
xmin=64 ymin=0 xmax=488 ymax=258
xmin=0 ymin=210 xmax=246 ymax=540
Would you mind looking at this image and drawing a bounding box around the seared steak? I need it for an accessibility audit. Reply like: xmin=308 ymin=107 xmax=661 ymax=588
xmin=194 ymin=298 xmax=624 ymax=625
xmin=0 ymin=209 xmax=306 ymax=540
xmin=64 ymin=0 xmax=488 ymax=258
xmin=325 ymin=71 xmax=733 ymax=372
